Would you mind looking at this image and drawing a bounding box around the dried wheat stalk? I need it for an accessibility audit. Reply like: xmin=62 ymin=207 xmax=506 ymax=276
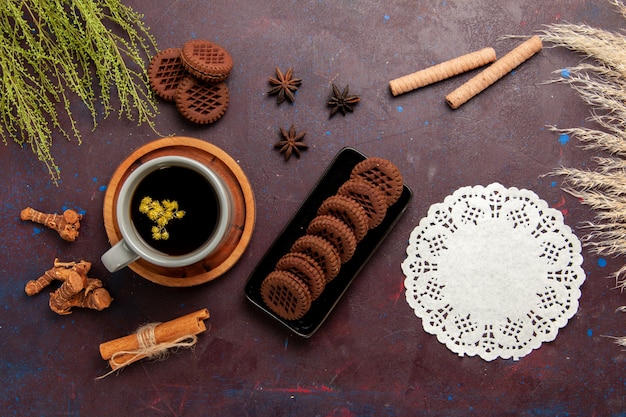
xmin=541 ymin=0 xmax=626 ymax=347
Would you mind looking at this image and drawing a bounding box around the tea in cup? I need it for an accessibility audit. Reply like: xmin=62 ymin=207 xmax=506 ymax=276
xmin=101 ymin=155 xmax=232 ymax=272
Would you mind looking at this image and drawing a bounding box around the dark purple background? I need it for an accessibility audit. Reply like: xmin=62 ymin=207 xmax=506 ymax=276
xmin=1 ymin=1 xmax=624 ymax=416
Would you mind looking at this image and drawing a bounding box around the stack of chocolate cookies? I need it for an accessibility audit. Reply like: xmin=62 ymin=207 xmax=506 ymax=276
xmin=148 ymin=39 xmax=233 ymax=124
xmin=261 ymin=157 xmax=404 ymax=321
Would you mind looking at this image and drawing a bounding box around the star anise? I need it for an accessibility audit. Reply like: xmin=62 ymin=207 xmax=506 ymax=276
xmin=268 ymin=67 xmax=302 ymax=104
xmin=274 ymin=125 xmax=308 ymax=161
xmin=327 ymin=83 xmax=361 ymax=118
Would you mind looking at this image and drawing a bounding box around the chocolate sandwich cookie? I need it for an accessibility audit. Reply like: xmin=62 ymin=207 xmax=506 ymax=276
xmin=307 ymin=215 xmax=358 ymax=264
xmin=276 ymin=252 xmax=326 ymax=301
xmin=261 ymin=270 xmax=312 ymax=321
xmin=350 ymin=157 xmax=404 ymax=206
xmin=317 ymin=195 xmax=369 ymax=242
xmin=180 ymin=39 xmax=233 ymax=83
xmin=291 ymin=235 xmax=341 ymax=283
xmin=337 ymin=179 xmax=388 ymax=229
xmin=148 ymin=48 xmax=187 ymax=101
xmin=175 ymin=76 xmax=229 ymax=124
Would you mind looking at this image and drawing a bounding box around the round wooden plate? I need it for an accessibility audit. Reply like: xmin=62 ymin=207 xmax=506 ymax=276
xmin=103 ymin=137 xmax=255 ymax=287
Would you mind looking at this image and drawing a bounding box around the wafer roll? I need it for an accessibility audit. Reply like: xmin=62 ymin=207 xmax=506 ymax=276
xmin=389 ymin=47 xmax=497 ymax=96
xmin=445 ymin=35 xmax=543 ymax=109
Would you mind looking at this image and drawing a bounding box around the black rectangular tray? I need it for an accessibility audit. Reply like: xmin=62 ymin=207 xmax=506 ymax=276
xmin=244 ymin=147 xmax=412 ymax=337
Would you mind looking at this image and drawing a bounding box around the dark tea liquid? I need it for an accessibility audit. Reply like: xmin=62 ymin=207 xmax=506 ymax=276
xmin=130 ymin=166 xmax=220 ymax=256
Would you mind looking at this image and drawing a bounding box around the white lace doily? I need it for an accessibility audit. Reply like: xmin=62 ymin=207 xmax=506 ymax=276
xmin=401 ymin=183 xmax=585 ymax=361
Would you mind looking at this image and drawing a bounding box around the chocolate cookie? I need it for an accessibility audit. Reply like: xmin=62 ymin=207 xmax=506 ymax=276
xmin=317 ymin=195 xmax=369 ymax=242
xmin=148 ymin=48 xmax=187 ymax=101
xmin=307 ymin=215 xmax=358 ymax=264
xmin=337 ymin=179 xmax=388 ymax=229
xmin=261 ymin=270 xmax=312 ymax=321
xmin=291 ymin=235 xmax=341 ymax=283
xmin=175 ymin=76 xmax=229 ymax=124
xmin=180 ymin=39 xmax=233 ymax=83
xmin=350 ymin=157 xmax=404 ymax=206
xmin=276 ymin=252 xmax=326 ymax=301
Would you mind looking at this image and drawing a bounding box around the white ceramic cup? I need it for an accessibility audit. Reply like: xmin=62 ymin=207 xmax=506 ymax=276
xmin=101 ymin=155 xmax=232 ymax=273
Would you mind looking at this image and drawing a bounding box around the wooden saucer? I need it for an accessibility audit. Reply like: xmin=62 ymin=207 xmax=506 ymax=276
xmin=103 ymin=137 xmax=255 ymax=287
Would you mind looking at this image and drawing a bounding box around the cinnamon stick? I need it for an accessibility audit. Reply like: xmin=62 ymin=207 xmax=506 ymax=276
xmin=445 ymin=35 xmax=543 ymax=109
xmin=389 ymin=47 xmax=497 ymax=96
xmin=99 ymin=308 xmax=210 ymax=370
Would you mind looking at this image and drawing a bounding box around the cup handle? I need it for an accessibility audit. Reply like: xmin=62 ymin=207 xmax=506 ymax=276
xmin=101 ymin=239 xmax=140 ymax=273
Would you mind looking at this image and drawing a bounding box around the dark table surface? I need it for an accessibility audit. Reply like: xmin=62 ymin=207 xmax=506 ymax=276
xmin=1 ymin=1 xmax=624 ymax=416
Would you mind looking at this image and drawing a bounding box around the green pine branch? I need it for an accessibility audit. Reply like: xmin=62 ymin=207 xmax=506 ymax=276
xmin=0 ymin=0 xmax=159 ymax=184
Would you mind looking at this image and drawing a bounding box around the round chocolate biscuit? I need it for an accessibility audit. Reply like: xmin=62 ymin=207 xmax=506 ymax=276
xmin=148 ymin=48 xmax=187 ymax=101
xmin=261 ymin=270 xmax=312 ymax=321
xmin=175 ymin=76 xmax=229 ymax=124
xmin=291 ymin=235 xmax=341 ymax=283
xmin=337 ymin=179 xmax=388 ymax=229
xmin=350 ymin=157 xmax=404 ymax=206
xmin=180 ymin=39 xmax=233 ymax=83
xmin=317 ymin=195 xmax=369 ymax=242
xmin=276 ymin=252 xmax=325 ymax=300
xmin=307 ymin=215 xmax=357 ymax=264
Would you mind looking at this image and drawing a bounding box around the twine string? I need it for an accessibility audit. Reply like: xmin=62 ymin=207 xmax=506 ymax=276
xmin=136 ymin=322 xmax=160 ymax=356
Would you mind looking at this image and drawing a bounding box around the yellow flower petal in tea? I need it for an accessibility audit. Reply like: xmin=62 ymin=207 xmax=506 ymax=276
xmin=140 ymin=196 xmax=185 ymax=241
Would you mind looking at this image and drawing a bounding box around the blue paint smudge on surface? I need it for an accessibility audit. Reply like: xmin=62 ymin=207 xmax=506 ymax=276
xmin=558 ymin=133 xmax=570 ymax=145
xmin=99 ymin=185 xmax=107 ymax=192
xmin=530 ymin=406 xmax=570 ymax=416
xmin=397 ymin=106 xmax=403 ymax=112
xmin=551 ymin=181 xmax=557 ymax=187
xmin=561 ymin=68 xmax=571 ymax=78
xmin=598 ymin=258 xmax=607 ymax=267
xmin=384 ymin=15 xmax=390 ymax=22
xmin=33 ymin=227 xmax=41 ymax=235
xmin=587 ymin=328 xmax=593 ymax=337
